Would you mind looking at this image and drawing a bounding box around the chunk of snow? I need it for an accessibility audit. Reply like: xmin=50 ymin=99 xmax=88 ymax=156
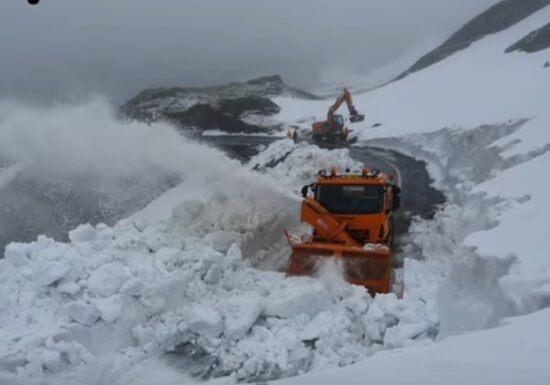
xmin=56 ymin=280 xmax=81 ymax=296
xmin=31 ymin=349 xmax=61 ymax=372
xmin=264 ymin=285 xmax=331 ymax=318
xmin=207 ymin=231 xmax=241 ymax=252
xmin=223 ymin=293 xmax=263 ymax=339
xmin=34 ymin=261 xmax=70 ymax=286
xmin=87 ymin=263 xmax=129 ymax=297
xmin=68 ymin=224 xmax=97 ymax=243
xmin=383 ymin=322 xmax=431 ymax=348
xmin=120 ymin=278 xmax=144 ymax=297
xmin=132 ymin=325 xmax=157 ymax=347
xmin=4 ymin=244 xmax=29 ymax=267
xmin=226 ymin=242 xmax=242 ymax=261
xmin=95 ymin=295 xmax=125 ymax=323
xmin=186 ymin=305 xmax=224 ymax=338
xmin=203 ymin=263 xmax=223 ymax=284
xmin=65 ymin=302 xmax=101 ymax=326
xmin=155 ymin=247 xmax=181 ymax=264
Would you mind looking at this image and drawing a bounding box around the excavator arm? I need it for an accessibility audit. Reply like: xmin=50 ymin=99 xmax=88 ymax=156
xmin=327 ymin=88 xmax=365 ymax=126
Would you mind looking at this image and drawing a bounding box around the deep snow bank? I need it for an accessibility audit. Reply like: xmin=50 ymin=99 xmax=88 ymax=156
xmin=274 ymin=306 xmax=550 ymax=385
xmin=0 ymin=138 xmax=438 ymax=384
xmin=266 ymin=5 xmax=550 ymax=384
xmin=272 ymin=4 xmax=550 ymax=332
xmin=249 ymin=139 xmax=363 ymax=190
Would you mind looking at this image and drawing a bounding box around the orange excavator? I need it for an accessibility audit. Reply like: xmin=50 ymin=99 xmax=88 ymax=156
xmin=285 ymin=167 xmax=402 ymax=296
xmin=312 ymin=88 xmax=365 ymax=143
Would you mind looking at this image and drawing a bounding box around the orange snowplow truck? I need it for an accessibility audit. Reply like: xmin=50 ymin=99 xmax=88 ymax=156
xmin=286 ymin=168 xmax=401 ymax=296
xmin=312 ymin=88 xmax=365 ymax=143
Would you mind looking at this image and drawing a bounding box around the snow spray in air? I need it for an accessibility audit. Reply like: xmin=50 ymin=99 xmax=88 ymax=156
xmin=0 ymin=96 xmax=295 ymax=250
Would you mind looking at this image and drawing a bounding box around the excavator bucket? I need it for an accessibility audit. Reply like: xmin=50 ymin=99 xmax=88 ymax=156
xmin=349 ymin=114 xmax=365 ymax=123
xmin=286 ymin=233 xmax=393 ymax=295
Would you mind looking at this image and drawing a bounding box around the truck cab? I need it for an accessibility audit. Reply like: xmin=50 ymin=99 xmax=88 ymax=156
xmin=290 ymin=168 xmax=401 ymax=294
xmin=310 ymin=169 xmax=400 ymax=246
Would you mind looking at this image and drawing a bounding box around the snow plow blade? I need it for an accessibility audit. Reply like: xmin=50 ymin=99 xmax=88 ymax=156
xmin=349 ymin=114 xmax=365 ymax=123
xmin=286 ymin=233 xmax=392 ymax=295
xmin=285 ymin=170 xmax=402 ymax=296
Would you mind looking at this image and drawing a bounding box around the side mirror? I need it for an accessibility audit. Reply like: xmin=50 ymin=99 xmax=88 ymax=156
xmin=392 ymin=186 xmax=401 ymax=210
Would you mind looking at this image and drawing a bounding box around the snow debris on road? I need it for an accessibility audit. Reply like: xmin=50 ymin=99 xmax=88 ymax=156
xmin=0 ymin=219 xmax=435 ymax=383
xmin=0 ymin=138 xmax=436 ymax=384
xmin=249 ymin=138 xmax=363 ymax=190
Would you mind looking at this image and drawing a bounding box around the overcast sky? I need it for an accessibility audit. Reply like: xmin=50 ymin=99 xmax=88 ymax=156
xmin=0 ymin=0 xmax=499 ymax=102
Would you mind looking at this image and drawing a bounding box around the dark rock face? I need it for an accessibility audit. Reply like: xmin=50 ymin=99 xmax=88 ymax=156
xmin=397 ymin=0 xmax=550 ymax=80
xmin=506 ymin=22 xmax=550 ymax=53
xmin=163 ymin=102 xmax=274 ymax=134
xmin=121 ymin=75 xmax=318 ymax=134
xmin=218 ymin=96 xmax=280 ymax=117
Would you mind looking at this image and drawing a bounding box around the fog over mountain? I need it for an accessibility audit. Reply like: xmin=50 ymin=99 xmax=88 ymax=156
xmin=1 ymin=0 xmax=498 ymax=101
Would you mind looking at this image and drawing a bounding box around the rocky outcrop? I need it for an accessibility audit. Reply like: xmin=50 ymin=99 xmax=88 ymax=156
xmin=505 ymin=22 xmax=550 ymax=53
xmin=162 ymin=100 xmax=278 ymax=134
xmin=121 ymin=75 xmax=319 ymax=134
xmin=396 ymin=0 xmax=550 ymax=80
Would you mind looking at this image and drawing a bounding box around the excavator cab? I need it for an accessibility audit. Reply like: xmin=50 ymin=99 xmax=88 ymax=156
xmin=333 ymin=114 xmax=345 ymax=129
xmin=286 ymin=168 xmax=401 ymax=296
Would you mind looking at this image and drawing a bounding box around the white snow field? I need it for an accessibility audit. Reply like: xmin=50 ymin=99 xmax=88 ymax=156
xmin=1 ymin=4 xmax=550 ymax=385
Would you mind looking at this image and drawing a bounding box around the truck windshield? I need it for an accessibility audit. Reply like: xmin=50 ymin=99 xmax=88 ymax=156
xmin=317 ymin=184 xmax=383 ymax=214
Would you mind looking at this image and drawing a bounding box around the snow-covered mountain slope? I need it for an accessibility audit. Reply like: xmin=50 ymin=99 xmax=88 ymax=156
xmin=270 ymin=4 xmax=550 ymax=384
xmin=396 ymin=0 xmax=550 ymax=80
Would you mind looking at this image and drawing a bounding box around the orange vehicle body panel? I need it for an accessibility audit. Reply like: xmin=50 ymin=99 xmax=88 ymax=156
xmin=286 ymin=172 xmax=398 ymax=295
